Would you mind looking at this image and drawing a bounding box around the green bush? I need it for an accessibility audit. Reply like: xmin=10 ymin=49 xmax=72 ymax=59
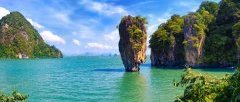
xmin=174 ymin=67 xmax=240 ymax=102
xmin=0 ymin=91 xmax=27 ymax=102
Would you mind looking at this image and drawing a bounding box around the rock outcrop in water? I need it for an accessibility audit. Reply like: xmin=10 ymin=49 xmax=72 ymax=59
xmin=149 ymin=1 xmax=220 ymax=67
xmin=0 ymin=11 xmax=62 ymax=58
xmin=118 ymin=15 xmax=147 ymax=72
xmin=149 ymin=15 xmax=185 ymax=66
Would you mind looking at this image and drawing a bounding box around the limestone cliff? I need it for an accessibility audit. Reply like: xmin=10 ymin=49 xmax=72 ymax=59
xmin=149 ymin=1 xmax=217 ymax=67
xmin=118 ymin=15 xmax=147 ymax=72
xmin=149 ymin=15 xmax=185 ymax=66
xmin=183 ymin=15 xmax=205 ymax=66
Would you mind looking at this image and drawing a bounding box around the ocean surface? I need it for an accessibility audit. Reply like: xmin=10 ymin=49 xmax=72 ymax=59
xmin=0 ymin=56 xmax=234 ymax=102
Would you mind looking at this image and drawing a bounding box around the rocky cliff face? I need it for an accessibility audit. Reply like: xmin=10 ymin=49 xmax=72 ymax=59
xmin=0 ymin=11 xmax=62 ymax=58
xmin=149 ymin=1 xmax=218 ymax=67
xmin=150 ymin=47 xmax=176 ymax=66
xmin=149 ymin=15 xmax=185 ymax=66
xmin=183 ymin=15 xmax=205 ymax=67
xmin=118 ymin=15 xmax=147 ymax=72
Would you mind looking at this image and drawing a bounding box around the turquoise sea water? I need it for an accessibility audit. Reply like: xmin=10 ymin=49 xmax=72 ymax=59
xmin=0 ymin=56 xmax=234 ymax=102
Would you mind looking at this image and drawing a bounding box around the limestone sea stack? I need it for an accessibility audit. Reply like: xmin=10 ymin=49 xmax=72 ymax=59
xmin=118 ymin=15 xmax=147 ymax=72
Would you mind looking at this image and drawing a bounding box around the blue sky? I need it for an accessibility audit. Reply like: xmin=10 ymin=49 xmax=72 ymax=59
xmin=0 ymin=0 xmax=220 ymax=56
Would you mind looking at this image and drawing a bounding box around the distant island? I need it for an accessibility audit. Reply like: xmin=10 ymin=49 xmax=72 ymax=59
xmin=0 ymin=12 xmax=62 ymax=58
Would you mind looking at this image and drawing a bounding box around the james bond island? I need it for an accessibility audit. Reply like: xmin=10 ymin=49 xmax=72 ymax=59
xmin=118 ymin=15 xmax=147 ymax=72
xmin=1 ymin=0 xmax=240 ymax=102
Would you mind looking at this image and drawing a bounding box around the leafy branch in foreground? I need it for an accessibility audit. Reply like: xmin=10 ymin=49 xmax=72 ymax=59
xmin=174 ymin=67 xmax=240 ymax=102
xmin=0 ymin=91 xmax=27 ymax=102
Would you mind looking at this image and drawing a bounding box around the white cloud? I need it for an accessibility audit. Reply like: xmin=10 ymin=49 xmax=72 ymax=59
xmin=0 ymin=7 xmax=10 ymax=19
xmin=27 ymin=18 xmax=44 ymax=29
xmin=101 ymin=29 xmax=119 ymax=51
xmin=72 ymin=24 xmax=96 ymax=39
xmin=54 ymin=13 xmax=71 ymax=24
xmin=72 ymin=39 xmax=80 ymax=46
xmin=79 ymin=0 xmax=128 ymax=16
xmin=147 ymin=24 xmax=158 ymax=35
xmin=178 ymin=1 xmax=199 ymax=12
xmin=85 ymin=42 xmax=114 ymax=50
xmin=103 ymin=29 xmax=119 ymax=42
xmin=40 ymin=30 xmax=66 ymax=44
xmin=157 ymin=18 xmax=168 ymax=24
xmin=147 ymin=18 xmax=168 ymax=35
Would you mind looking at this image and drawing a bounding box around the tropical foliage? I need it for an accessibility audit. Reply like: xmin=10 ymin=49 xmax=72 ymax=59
xmin=149 ymin=0 xmax=240 ymax=66
xmin=174 ymin=67 xmax=240 ymax=102
xmin=149 ymin=14 xmax=185 ymax=65
xmin=0 ymin=91 xmax=27 ymax=102
xmin=149 ymin=14 xmax=183 ymax=51
xmin=120 ymin=15 xmax=147 ymax=51
xmin=203 ymin=0 xmax=239 ymax=66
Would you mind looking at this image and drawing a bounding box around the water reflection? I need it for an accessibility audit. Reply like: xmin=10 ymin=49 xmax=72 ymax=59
xmin=93 ymin=68 xmax=124 ymax=72
xmin=149 ymin=68 xmax=185 ymax=101
xmin=117 ymin=72 xmax=149 ymax=102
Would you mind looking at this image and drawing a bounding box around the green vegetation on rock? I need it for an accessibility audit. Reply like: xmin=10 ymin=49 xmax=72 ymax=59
xmin=118 ymin=15 xmax=147 ymax=72
xmin=184 ymin=7 xmax=215 ymax=48
xmin=121 ymin=15 xmax=147 ymax=51
xmin=149 ymin=15 xmax=183 ymax=51
xmin=149 ymin=0 xmax=240 ymax=67
xmin=149 ymin=15 xmax=184 ymax=66
xmin=0 ymin=12 xmax=62 ymax=58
